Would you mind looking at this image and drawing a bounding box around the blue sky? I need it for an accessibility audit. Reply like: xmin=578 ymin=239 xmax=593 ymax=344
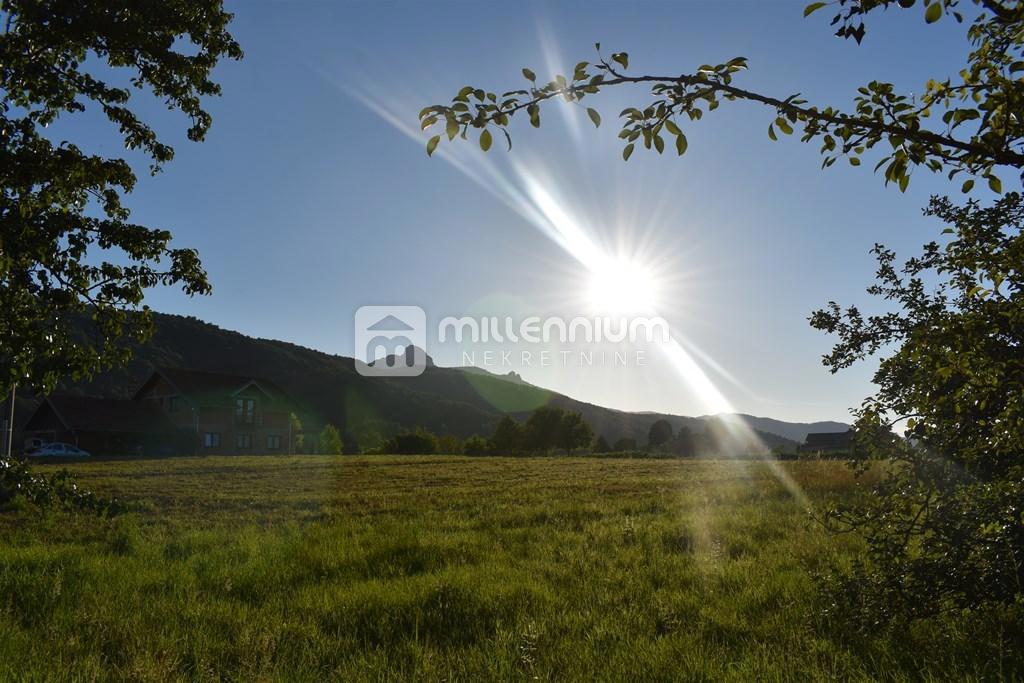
xmin=64 ymin=0 xmax=984 ymax=423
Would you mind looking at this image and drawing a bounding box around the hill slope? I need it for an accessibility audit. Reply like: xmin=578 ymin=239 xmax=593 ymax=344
xmin=699 ymin=414 xmax=851 ymax=444
xmin=58 ymin=313 xmax=840 ymax=451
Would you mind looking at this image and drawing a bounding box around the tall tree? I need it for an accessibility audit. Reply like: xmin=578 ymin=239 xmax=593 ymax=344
xmin=0 ymin=1 xmax=242 ymax=395
xmin=556 ymin=411 xmax=593 ymax=456
xmin=525 ymin=406 xmax=566 ymax=453
xmin=489 ymin=415 xmax=524 ymax=454
xmin=670 ymin=425 xmax=696 ymax=457
xmin=647 ymin=419 xmax=674 ymax=449
xmin=421 ymin=0 xmax=1023 ymax=194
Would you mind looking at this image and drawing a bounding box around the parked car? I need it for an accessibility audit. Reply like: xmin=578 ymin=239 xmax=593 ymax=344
xmin=25 ymin=442 xmax=90 ymax=458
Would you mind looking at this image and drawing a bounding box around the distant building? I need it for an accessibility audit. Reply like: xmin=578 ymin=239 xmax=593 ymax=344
xmin=23 ymin=368 xmax=299 ymax=456
xmin=22 ymin=395 xmax=182 ymax=456
xmin=134 ymin=368 xmax=295 ymax=455
xmin=799 ymin=430 xmax=855 ymax=456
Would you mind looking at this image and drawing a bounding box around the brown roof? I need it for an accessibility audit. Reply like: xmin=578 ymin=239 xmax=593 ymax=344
xmin=29 ymin=395 xmax=179 ymax=434
xmin=135 ymin=367 xmax=290 ymax=407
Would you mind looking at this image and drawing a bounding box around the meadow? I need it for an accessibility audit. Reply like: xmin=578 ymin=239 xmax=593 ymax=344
xmin=0 ymin=455 xmax=1016 ymax=681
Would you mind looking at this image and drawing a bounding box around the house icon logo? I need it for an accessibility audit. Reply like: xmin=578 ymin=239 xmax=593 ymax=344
xmin=354 ymin=306 xmax=427 ymax=377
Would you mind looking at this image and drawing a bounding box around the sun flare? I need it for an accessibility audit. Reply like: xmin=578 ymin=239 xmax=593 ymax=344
xmin=587 ymin=257 xmax=660 ymax=314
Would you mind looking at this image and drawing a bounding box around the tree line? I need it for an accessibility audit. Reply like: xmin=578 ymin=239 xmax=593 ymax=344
xmin=307 ymin=412 xmax=796 ymax=458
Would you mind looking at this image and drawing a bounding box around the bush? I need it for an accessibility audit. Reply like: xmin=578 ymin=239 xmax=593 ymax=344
xmin=463 ymin=436 xmax=489 ymax=456
xmin=384 ymin=429 xmax=438 ymax=455
xmin=0 ymin=456 xmax=122 ymax=515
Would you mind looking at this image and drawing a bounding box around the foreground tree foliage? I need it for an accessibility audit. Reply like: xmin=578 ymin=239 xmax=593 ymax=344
xmin=811 ymin=193 xmax=1024 ymax=626
xmin=0 ymin=0 xmax=242 ymax=397
xmin=0 ymin=0 xmax=241 ymax=511
xmin=421 ymin=0 xmax=1023 ymax=193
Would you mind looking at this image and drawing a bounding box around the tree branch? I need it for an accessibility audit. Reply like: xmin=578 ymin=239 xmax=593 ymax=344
xmin=486 ymin=72 xmax=1024 ymax=169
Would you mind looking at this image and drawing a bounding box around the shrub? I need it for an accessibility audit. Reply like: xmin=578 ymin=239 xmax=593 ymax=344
xmin=318 ymin=424 xmax=343 ymax=455
xmin=384 ymin=429 xmax=438 ymax=455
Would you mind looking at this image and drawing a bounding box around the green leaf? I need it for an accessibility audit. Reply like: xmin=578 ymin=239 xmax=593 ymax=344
xmin=961 ymin=179 xmax=974 ymax=193
xmin=522 ymin=68 xmax=536 ymax=82
xmin=803 ymin=2 xmax=827 ymax=17
xmin=664 ymin=120 xmax=682 ymax=136
xmin=446 ymin=119 xmax=459 ymax=140
xmin=768 ymin=124 xmax=777 ymax=141
xmin=479 ymin=129 xmax=492 ymax=152
xmin=528 ymin=104 xmax=540 ymax=128
xmin=586 ymin=107 xmax=601 ymax=128
xmin=612 ymin=52 xmax=629 ymax=70
xmin=426 ymin=135 xmax=440 ymax=157
xmin=849 ymin=156 xmax=861 ymax=166
xmin=622 ymin=143 xmax=635 ymax=161
xmin=987 ymin=175 xmax=1002 ymax=193
xmin=899 ymin=174 xmax=909 ymax=193
xmin=925 ymin=1 xmax=941 ymax=23
xmin=675 ymin=133 xmax=688 ymax=156
xmin=653 ymin=134 xmax=665 ymax=154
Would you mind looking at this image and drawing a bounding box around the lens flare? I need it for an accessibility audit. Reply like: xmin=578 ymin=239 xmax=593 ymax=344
xmin=339 ymin=67 xmax=809 ymax=507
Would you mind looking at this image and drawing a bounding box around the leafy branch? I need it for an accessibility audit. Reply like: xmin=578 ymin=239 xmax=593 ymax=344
xmin=0 ymin=455 xmax=124 ymax=515
xmin=420 ymin=0 xmax=1024 ymax=193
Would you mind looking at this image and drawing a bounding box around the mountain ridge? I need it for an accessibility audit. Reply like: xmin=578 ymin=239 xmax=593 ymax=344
xmin=61 ymin=313 xmax=847 ymax=451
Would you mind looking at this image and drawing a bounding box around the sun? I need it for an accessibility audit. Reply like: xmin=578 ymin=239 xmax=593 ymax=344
xmin=586 ymin=257 xmax=660 ymax=314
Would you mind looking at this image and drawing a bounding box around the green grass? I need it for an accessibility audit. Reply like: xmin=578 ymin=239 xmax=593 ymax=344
xmin=0 ymin=456 xmax=1017 ymax=681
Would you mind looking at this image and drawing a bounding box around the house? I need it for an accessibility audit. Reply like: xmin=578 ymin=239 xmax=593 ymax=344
xmin=799 ymin=430 xmax=855 ymax=456
xmin=133 ymin=367 xmax=295 ymax=455
xmin=21 ymin=367 xmax=300 ymax=456
xmin=22 ymin=395 xmax=183 ymax=455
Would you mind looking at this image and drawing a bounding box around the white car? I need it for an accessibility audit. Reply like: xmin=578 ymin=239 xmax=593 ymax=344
xmin=26 ymin=442 xmax=91 ymax=458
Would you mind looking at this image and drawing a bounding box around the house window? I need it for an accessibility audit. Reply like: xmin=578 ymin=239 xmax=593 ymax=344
xmin=203 ymin=432 xmax=221 ymax=448
xmin=266 ymin=434 xmax=281 ymax=450
xmin=236 ymin=433 xmax=252 ymax=450
xmin=235 ymin=398 xmax=255 ymax=424
xmin=168 ymin=396 xmax=180 ymax=413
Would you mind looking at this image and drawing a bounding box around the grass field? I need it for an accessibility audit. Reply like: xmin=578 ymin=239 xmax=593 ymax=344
xmin=0 ymin=455 xmax=1017 ymax=681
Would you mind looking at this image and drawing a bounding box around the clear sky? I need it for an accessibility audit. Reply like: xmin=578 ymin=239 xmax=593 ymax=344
xmin=65 ymin=0 xmax=983 ymax=423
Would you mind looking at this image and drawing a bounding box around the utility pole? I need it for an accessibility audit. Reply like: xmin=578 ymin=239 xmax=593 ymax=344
xmin=5 ymin=384 xmax=15 ymax=458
